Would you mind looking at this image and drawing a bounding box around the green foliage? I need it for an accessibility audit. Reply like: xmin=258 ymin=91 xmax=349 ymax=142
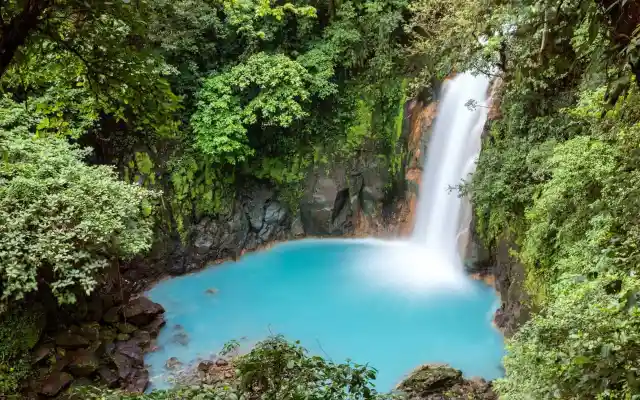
xmin=495 ymin=275 xmax=640 ymax=399
xmin=168 ymin=152 xmax=236 ymax=240
xmin=235 ymin=335 xmax=382 ymax=399
xmin=191 ymin=52 xmax=334 ymax=163
xmin=1 ymin=0 xmax=181 ymax=140
xmin=0 ymin=99 xmax=157 ymax=304
xmin=78 ymin=336 xmax=390 ymax=400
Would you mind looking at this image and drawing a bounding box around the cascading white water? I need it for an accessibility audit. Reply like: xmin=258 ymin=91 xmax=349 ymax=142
xmin=412 ymin=72 xmax=490 ymax=269
xmin=359 ymin=72 xmax=491 ymax=293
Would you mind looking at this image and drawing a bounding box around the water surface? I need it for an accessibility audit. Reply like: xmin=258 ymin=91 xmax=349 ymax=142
xmin=145 ymin=239 xmax=504 ymax=391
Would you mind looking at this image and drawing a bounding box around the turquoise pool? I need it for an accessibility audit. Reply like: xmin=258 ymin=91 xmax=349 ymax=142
xmin=145 ymin=239 xmax=504 ymax=391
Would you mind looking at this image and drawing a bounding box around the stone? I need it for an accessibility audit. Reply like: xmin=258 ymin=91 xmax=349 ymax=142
xmin=226 ymin=210 xmax=250 ymax=249
xmin=116 ymin=340 xmax=144 ymax=365
xmin=172 ymin=331 xmax=189 ymax=346
xmin=110 ymin=352 xmax=134 ymax=380
xmin=131 ymin=330 xmax=151 ymax=348
xmin=360 ymin=186 xmax=377 ymax=214
xmin=122 ymin=297 xmax=165 ymax=326
xmin=300 ymin=177 xmax=340 ymax=235
xmin=67 ymin=349 xmax=100 ymax=377
xmin=493 ymin=237 xmax=531 ymax=337
xmin=245 ymin=186 xmax=273 ymax=231
xmin=98 ymin=367 xmax=119 ymax=388
xmin=50 ymin=350 xmax=72 ymax=373
xmin=39 ymin=371 xmax=73 ymax=396
xmin=87 ymin=339 xmax=103 ymax=354
xmin=78 ymin=322 xmax=101 ymax=342
xmin=103 ymin=306 xmax=121 ymax=324
xmin=398 ymin=364 xmax=462 ymax=394
xmin=165 ymin=357 xmax=182 ymax=370
xmin=117 ymin=333 xmax=131 ymax=341
xmin=99 ymin=327 xmax=118 ymax=344
xmin=194 ymin=219 xmax=215 ymax=254
xmin=264 ymin=201 xmax=287 ymax=225
xmin=248 ymin=208 xmax=264 ymax=231
xmin=144 ymin=315 xmax=166 ymax=338
xmin=55 ymin=331 xmax=90 ymax=349
xmin=116 ymin=322 xmax=138 ymax=334
xmin=125 ymin=369 xmax=149 ymax=393
xmin=215 ymin=358 xmax=229 ymax=367
xmin=258 ymin=223 xmax=275 ymax=242
xmin=291 ymin=216 xmax=305 ymax=236
xmin=198 ymin=360 xmax=214 ymax=372
xmin=32 ymin=343 xmax=54 ymax=365
xmin=244 ymin=232 xmax=259 ymax=251
xmin=397 ymin=364 xmax=496 ymax=400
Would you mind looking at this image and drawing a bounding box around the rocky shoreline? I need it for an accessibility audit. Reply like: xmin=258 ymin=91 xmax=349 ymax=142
xmin=24 ymin=295 xmax=166 ymax=398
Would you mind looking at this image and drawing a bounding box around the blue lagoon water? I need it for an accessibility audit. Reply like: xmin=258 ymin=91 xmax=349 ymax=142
xmin=145 ymin=238 xmax=504 ymax=391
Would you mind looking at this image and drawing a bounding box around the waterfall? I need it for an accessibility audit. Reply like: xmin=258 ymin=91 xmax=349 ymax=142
xmin=412 ymin=72 xmax=490 ymax=270
xmin=359 ymin=72 xmax=490 ymax=293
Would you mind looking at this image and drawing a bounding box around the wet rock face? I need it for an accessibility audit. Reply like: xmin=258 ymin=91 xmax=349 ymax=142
xmin=491 ymin=238 xmax=530 ymax=337
xmin=397 ymin=364 xmax=496 ymax=400
xmin=299 ymin=163 xmax=387 ymax=236
xmin=156 ymin=183 xmax=291 ymax=276
xmin=462 ymin=218 xmax=530 ymax=337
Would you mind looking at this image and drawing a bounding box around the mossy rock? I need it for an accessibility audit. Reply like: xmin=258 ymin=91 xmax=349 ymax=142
xmin=116 ymin=322 xmax=138 ymax=334
xmin=398 ymin=364 xmax=462 ymax=395
xmin=55 ymin=331 xmax=90 ymax=349
xmin=78 ymin=322 xmax=101 ymax=342
xmin=116 ymin=333 xmax=130 ymax=341
xmin=67 ymin=349 xmax=99 ymax=377
xmin=99 ymin=327 xmax=118 ymax=344
xmin=398 ymin=364 xmax=496 ymax=400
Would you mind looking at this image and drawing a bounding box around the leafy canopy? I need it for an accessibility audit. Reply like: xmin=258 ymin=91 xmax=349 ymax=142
xmin=0 ymin=99 xmax=156 ymax=305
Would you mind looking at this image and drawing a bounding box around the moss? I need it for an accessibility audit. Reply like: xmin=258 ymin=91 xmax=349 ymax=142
xmin=344 ymin=99 xmax=373 ymax=154
xmin=389 ymin=78 xmax=408 ymax=176
xmin=0 ymin=305 xmax=46 ymax=395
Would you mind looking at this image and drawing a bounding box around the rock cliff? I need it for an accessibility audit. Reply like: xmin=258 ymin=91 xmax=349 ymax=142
xmin=121 ymin=96 xmax=440 ymax=290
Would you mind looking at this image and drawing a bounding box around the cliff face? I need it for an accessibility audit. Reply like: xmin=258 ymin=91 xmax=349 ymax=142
xmin=119 ymin=97 xmax=438 ymax=290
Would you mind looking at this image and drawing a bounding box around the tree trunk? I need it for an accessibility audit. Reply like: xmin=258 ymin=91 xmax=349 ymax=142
xmin=0 ymin=0 xmax=53 ymax=78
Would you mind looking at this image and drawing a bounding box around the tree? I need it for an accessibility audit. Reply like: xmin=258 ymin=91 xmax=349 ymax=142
xmin=0 ymin=0 xmax=181 ymax=140
xmin=0 ymin=98 xmax=157 ymax=305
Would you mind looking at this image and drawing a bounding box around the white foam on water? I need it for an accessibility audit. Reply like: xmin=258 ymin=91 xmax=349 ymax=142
xmin=355 ymin=241 xmax=472 ymax=295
